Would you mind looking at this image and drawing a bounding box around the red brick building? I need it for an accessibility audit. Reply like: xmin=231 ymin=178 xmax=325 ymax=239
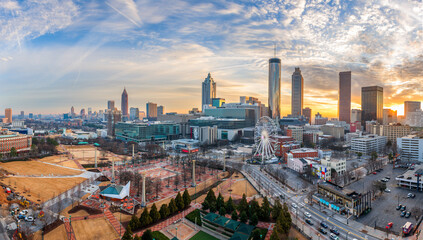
xmin=285 ymin=148 xmax=318 ymax=159
xmin=274 ymin=136 xmax=300 ymax=161
xmin=0 ymin=128 xmax=32 ymax=154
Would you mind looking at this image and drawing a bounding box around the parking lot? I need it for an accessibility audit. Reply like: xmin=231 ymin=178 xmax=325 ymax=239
xmin=347 ymin=163 xmax=423 ymax=234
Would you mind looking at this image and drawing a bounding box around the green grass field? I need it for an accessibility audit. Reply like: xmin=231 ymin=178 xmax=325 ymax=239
xmin=189 ymin=231 xmax=219 ymax=240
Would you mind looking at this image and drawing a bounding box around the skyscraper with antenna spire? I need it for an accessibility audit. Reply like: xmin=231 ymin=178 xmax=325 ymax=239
xmin=121 ymin=87 xmax=128 ymax=121
xmin=268 ymin=45 xmax=281 ymax=119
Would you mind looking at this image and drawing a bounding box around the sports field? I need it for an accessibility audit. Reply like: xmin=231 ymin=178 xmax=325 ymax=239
xmin=0 ymin=160 xmax=81 ymax=176
xmin=189 ymin=231 xmax=219 ymax=240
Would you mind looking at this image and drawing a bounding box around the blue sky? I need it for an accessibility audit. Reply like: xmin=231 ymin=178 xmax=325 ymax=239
xmin=0 ymin=0 xmax=422 ymax=117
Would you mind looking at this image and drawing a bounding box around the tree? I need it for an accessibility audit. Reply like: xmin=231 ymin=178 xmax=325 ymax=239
xmin=175 ymin=192 xmax=184 ymax=211
xmin=240 ymin=211 xmax=248 ymax=223
xmin=129 ymin=215 xmax=140 ymax=231
xmin=238 ymin=194 xmax=248 ymax=213
xmin=272 ymin=201 xmax=282 ymax=220
xmin=250 ymin=213 xmax=258 ymax=226
xmin=182 ymin=189 xmax=191 ymax=208
xmin=202 ymin=199 xmax=210 ymax=210
xmin=231 ymin=211 xmax=238 ymax=221
xmin=260 ymin=197 xmax=271 ymax=221
xmin=159 ymin=204 xmax=170 ymax=219
xmin=357 ymin=152 xmax=362 ymax=159
xmin=216 ymin=193 xmax=225 ymax=211
xmin=121 ymin=225 xmax=133 ymax=240
xmin=169 ymin=199 xmax=177 ymax=214
xmin=249 ymin=199 xmax=260 ymax=217
xmin=174 ymin=175 xmax=180 ymax=191
xmin=149 ymin=203 xmax=161 ymax=223
xmin=154 ymin=180 xmax=162 ymax=199
xmin=225 ymin=197 xmax=235 ymax=213
xmin=251 ymin=229 xmax=263 ymax=240
xmin=139 ymin=208 xmax=152 ymax=227
xmin=10 ymin=147 xmax=17 ymax=157
xmin=141 ymin=229 xmax=153 ymax=240
xmin=219 ymin=206 xmax=226 ymax=216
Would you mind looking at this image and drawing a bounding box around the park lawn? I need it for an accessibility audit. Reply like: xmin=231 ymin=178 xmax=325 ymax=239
xmin=153 ymin=231 xmax=170 ymax=240
xmin=189 ymin=231 xmax=219 ymax=240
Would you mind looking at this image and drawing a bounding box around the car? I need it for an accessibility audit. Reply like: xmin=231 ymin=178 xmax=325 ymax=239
xmin=330 ymin=233 xmax=339 ymax=240
xmin=320 ymin=222 xmax=328 ymax=228
xmin=405 ymin=212 xmax=411 ymax=218
xmin=401 ymin=205 xmax=407 ymax=211
xmin=330 ymin=228 xmax=339 ymax=235
xmin=400 ymin=211 xmax=406 ymax=217
xmin=291 ymin=203 xmax=297 ymax=208
xmin=407 ymin=193 xmax=416 ymax=198
xmin=385 ymin=189 xmax=391 ymax=193
xmin=19 ymin=210 xmax=28 ymax=215
xmin=319 ymin=228 xmax=328 ymax=234
xmin=304 ymin=212 xmax=312 ymax=218
xmin=398 ymin=175 xmax=404 ymax=178
xmin=372 ymin=172 xmax=377 ymax=175
xmin=386 ymin=222 xmax=393 ymax=229
xmin=396 ymin=205 xmax=402 ymax=210
xmin=305 ymin=219 xmax=313 ymax=225
xmin=385 ymin=176 xmax=391 ymax=180
xmin=25 ymin=216 xmax=34 ymax=222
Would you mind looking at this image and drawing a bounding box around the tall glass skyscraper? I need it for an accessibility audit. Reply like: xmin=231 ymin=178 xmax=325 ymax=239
xmin=268 ymin=58 xmax=281 ymax=119
xmin=361 ymin=86 xmax=383 ymax=124
xmin=291 ymin=67 xmax=303 ymax=117
xmin=338 ymin=71 xmax=351 ymax=123
xmin=201 ymin=73 xmax=216 ymax=111
xmin=121 ymin=88 xmax=128 ymax=119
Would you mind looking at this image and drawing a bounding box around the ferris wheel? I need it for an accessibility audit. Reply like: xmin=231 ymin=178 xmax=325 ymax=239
xmin=254 ymin=116 xmax=278 ymax=164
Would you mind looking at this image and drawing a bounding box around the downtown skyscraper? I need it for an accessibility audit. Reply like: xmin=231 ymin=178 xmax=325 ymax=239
xmin=268 ymin=57 xmax=281 ymax=119
xmin=338 ymin=71 xmax=351 ymax=123
xmin=291 ymin=67 xmax=304 ymax=117
xmin=201 ymin=73 xmax=216 ymax=111
xmin=361 ymin=86 xmax=383 ymax=124
xmin=121 ymin=88 xmax=128 ymax=120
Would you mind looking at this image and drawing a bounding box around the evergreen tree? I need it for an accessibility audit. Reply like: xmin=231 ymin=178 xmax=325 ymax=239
xmin=141 ymin=229 xmax=153 ymax=240
xmin=251 ymin=229 xmax=264 ymax=240
xmin=219 ymin=206 xmax=226 ymax=216
xmin=250 ymin=213 xmax=258 ymax=226
xmin=271 ymin=201 xmax=282 ymax=220
xmin=121 ymin=225 xmax=133 ymax=240
xmin=139 ymin=208 xmax=152 ymax=227
xmin=238 ymin=194 xmax=248 ymax=213
xmin=225 ymin=197 xmax=235 ymax=213
xmin=249 ymin=199 xmax=260 ymax=217
xmin=129 ymin=215 xmax=141 ymax=230
xmin=175 ymin=192 xmax=185 ymax=210
xmin=269 ymin=228 xmax=281 ymax=240
xmin=260 ymin=197 xmax=271 ymax=221
xmin=134 ymin=236 xmax=141 ymax=240
xmin=149 ymin=203 xmax=161 ymax=223
xmin=182 ymin=189 xmax=191 ymax=208
xmin=240 ymin=211 xmax=248 ymax=223
xmin=209 ymin=202 xmax=217 ymax=213
xmin=231 ymin=210 xmax=238 ymax=221
xmin=216 ymin=193 xmax=224 ymax=210
xmin=159 ymin=204 xmax=170 ymax=219
xmin=169 ymin=198 xmax=177 ymax=214
xmin=202 ymin=199 xmax=210 ymax=210
xmin=205 ymin=189 xmax=217 ymax=206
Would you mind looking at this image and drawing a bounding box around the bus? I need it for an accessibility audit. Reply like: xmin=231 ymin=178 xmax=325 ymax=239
xmin=402 ymin=222 xmax=413 ymax=235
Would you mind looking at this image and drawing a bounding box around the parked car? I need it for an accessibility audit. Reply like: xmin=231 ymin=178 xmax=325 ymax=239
xmin=291 ymin=203 xmax=297 ymax=208
xmin=405 ymin=212 xmax=411 ymax=218
xmin=320 ymin=222 xmax=328 ymax=228
xmin=305 ymin=219 xmax=313 ymax=225
xmin=19 ymin=210 xmax=28 ymax=215
xmin=385 ymin=176 xmax=391 ymax=180
xmin=319 ymin=228 xmax=328 ymax=234
xmin=25 ymin=216 xmax=34 ymax=222
xmin=330 ymin=228 xmax=340 ymax=235
xmin=400 ymin=211 xmax=406 ymax=217
xmin=407 ymin=193 xmax=416 ymax=198
xmin=304 ymin=212 xmax=312 ymax=218
xmin=330 ymin=233 xmax=339 ymax=240
xmin=372 ymin=172 xmax=377 ymax=175
xmin=396 ymin=205 xmax=402 ymax=210
xmin=401 ymin=205 xmax=407 ymax=211
xmin=386 ymin=222 xmax=393 ymax=229
xmin=385 ymin=189 xmax=391 ymax=193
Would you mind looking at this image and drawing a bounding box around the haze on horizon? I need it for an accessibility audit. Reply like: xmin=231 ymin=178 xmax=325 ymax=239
xmin=0 ymin=0 xmax=422 ymax=117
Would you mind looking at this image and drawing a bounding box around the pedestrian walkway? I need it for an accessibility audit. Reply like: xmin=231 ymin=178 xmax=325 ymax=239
xmin=105 ymin=209 xmax=125 ymax=237
xmin=134 ymin=206 xmax=195 ymax=237
xmin=63 ymin=218 xmax=77 ymax=240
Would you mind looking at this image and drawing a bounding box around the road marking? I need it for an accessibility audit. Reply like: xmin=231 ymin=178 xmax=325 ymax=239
xmin=305 ymin=206 xmax=367 ymax=240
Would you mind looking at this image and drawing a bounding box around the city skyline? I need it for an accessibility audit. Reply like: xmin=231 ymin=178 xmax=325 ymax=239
xmin=0 ymin=0 xmax=422 ymax=116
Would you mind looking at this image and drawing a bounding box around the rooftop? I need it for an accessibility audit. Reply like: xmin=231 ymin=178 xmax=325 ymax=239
xmin=290 ymin=148 xmax=318 ymax=153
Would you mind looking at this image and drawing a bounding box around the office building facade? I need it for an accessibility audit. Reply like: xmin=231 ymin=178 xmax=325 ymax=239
xmin=268 ymin=58 xmax=281 ymax=119
xmin=121 ymin=88 xmax=128 ymax=119
xmin=351 ymin=134 xmax=387 ymax=155
xmin=4 ymin=108 xmax=12 ymax=123
xmin=404 ymin=101 xmax=421 ymax=119
xmin=157 ymin=105 xmax=164 ymax=115
xmin=107 ymin=100 xmax=115 ymax=110
xmin=303 ymin=107 xmax=312 ymax=124
xmin=361 ymin=86 xmax=383 ymax=124
xmin=201 ymin=73 xmax=216 ymax=111
xmin=383 ymin=109 xmax=397 ymax=125
xmin=146 ymin=102 xmax=158 ymax=120
xmin=115 ymin=122 xmax=180 ymax=142
xmin=351 ymin=109 xmax=362 ymax=123
xmin=291 ymin=67 xmax=304 ymax=117
xmin=338 ymin=71 xmax=351 ymax=123
xmin=397 ymin=135 xmax=423 ymax=162
xmin=129 ymin=107 xmax=139 ymax=120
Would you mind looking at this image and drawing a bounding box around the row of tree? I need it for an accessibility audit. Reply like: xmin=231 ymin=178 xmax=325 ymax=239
xmin=125 ymin=189 xmax=191 ymax=235
xmin=202 ymin=189 xmax=276 ymax=226
xmin=269 ymin=202 xmax=292 ymax=240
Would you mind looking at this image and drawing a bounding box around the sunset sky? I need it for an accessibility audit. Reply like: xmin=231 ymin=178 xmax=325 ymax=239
xmin=0 ymin=0 xmax=422 ymax=117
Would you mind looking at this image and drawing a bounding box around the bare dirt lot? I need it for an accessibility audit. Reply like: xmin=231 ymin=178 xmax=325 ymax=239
xmin=38 ymin=155 xmax=80 ymax=169
xmin=72 ymin=217 xmax=120 ymax=240
xmin=0 ymin=161 xmax=81 ymax=176
xmin=0 ymin=177 xmax=86 ymax=202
